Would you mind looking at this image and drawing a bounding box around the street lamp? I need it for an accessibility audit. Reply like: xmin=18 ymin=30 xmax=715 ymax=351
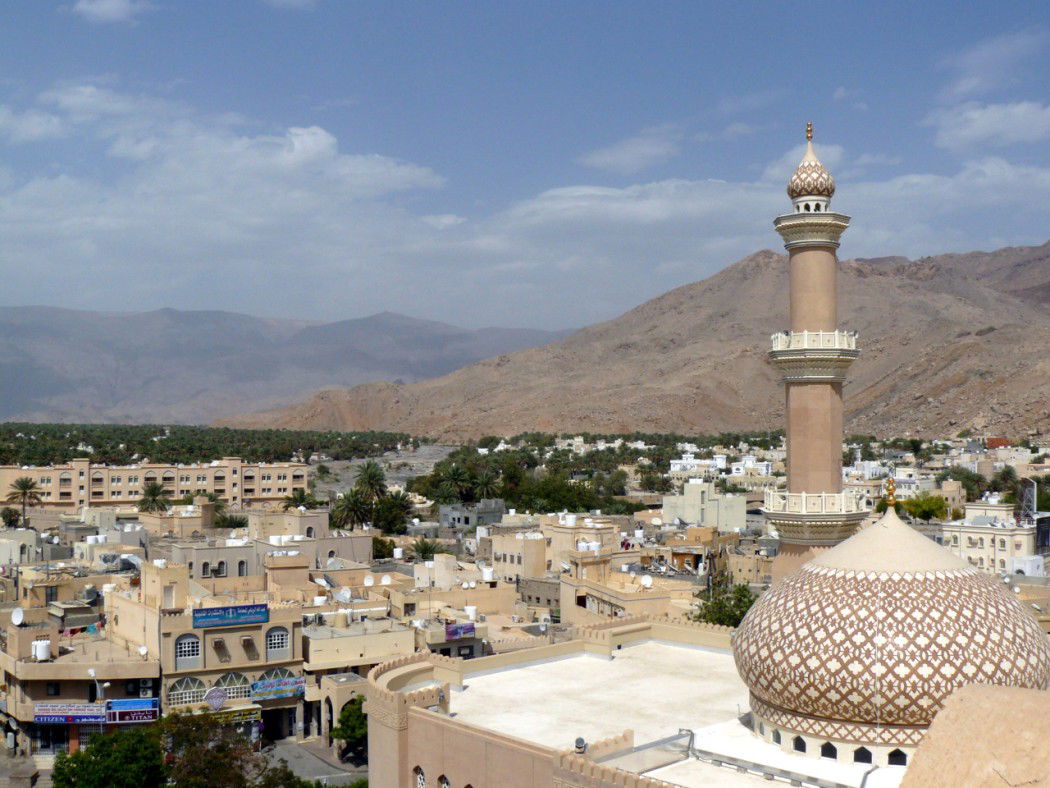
xmin=87 ymin=668 xmax=110 ymax=704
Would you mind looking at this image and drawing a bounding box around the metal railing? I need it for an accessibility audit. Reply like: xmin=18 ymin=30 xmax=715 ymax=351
xmin=770 ymin=330 xmax=858 ymax=351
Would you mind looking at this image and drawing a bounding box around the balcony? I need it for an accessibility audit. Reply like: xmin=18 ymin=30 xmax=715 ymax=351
xmin=764 ymin=489 xmax=868 ymax=515
xmin=770 ymin=330 xmax=857 ymax=352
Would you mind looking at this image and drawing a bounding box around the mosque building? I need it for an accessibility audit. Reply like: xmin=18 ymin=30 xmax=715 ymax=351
xmin=361 ymin=128 xmax=1050 ymax=788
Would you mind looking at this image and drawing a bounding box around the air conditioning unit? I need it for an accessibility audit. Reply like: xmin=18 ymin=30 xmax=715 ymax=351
xmin=139 ymin=679 xmax=152 ymax=688
xmin=140 ymin=689 xmax=153 ymax=698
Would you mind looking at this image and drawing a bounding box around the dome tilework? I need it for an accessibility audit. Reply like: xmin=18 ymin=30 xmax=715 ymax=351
xmin=787 ymin=159 xmax=835 ymax=200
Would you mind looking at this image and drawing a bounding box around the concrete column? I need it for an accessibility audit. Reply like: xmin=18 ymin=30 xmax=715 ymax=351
xmin=788 ymin=247 xmax=838 ymax=331
xmin=786 ymin=382 xmax=843 ymax=494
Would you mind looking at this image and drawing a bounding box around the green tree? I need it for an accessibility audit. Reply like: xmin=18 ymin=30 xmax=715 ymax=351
xmin=694 ymin=582 xmax=757 ymax=627
xmin=412 ymin=538 xmax=449 ymax=560
xmin=372 ymin=536 xmax=395 ymax=559
xmin=160 ymin=712 xmax=262 ymax=788
xmin=0 ymin=506 xmax=19 ymax=528
xmin=874 ymin=496 xmax=904 ymax=515
xmin=903 ymin=492 xmax=948 ymax=522
xmin=331 ymin=488 xmax=373 ymax=530
xmin=936 ymin=466 xmax=987 ymax=502
xmin=639 ymin=470 xmax=672 ymax=493
xmin=6 ymin=476 xmax=42 ymax=527
xmin=472 ymin=468 xmax=501 ymax=500
xmin=281 ymin=488 xmax=318 ymax=511
xmin=442 ymin=464 xmax=472 ymax=502
xmin=52 ymin=725 xmax=165 ymax=788
xmin=330 ymin=695 xmax=368 ymax=762
xmin=354 ymin=460 xmax=387 ymax=503
xmin=179 ymin=490 xmax=226 ymax=516
xmin=373 ymin=493 xmax=412 ymax=535
xmin=137 ymin=480 xmax=171 ymax=514
xmin=216 ymin=513 xmax=248 ymax=529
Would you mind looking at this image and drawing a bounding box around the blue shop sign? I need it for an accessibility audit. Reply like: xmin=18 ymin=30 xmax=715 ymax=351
xmin=192 ymin=603 xmax=269 ymax=629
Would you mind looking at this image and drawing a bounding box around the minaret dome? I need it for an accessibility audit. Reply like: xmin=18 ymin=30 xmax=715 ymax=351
xmin=787 ymin=122 xmax=835 ymax=212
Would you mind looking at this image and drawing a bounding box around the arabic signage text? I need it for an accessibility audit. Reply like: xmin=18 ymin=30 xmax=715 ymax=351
xmin=34 ymin=703 xmax=105 ymax=724
xmin=251 ymin=676 xmax=305 ymax=701
xmin=192 ymin=604 xmax=269 ymax=629
xmin=107 ymin=698 xmax=159 ymax=724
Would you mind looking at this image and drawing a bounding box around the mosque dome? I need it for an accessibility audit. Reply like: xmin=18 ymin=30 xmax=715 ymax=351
xmin=732 ymin=506 xmax=1050 ymax=748
xmin=787 ymin=123 xmax=835 ymax=201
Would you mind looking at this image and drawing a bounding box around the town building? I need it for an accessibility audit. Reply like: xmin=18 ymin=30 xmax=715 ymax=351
xmin=661 ymin=479 xmax=746 ymax=532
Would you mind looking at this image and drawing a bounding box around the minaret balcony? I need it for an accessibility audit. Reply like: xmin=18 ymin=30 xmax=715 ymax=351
xmin=768 ymin=331 xmax=859 ymax=382
xmin=773 ymin=211 xmax=850 ymax=249
xmin=763 ymin=488 xmax=869 ymax=516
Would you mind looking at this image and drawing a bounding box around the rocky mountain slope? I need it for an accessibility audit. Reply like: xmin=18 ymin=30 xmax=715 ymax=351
xmin=220 ymin=242 xmax=1050 ymax=440
xmin=0 ymin=308 xmax=564 ymax=424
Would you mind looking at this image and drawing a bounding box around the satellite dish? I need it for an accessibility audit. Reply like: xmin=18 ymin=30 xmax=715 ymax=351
xmin=380 ymin=575 xmax=391 ymax=586
xmin=461 ymin=582 xmax=469 ymax=590
xmin=640 ymin=574 xmax=654 ymax=589
xmin=11 ymin=608 xmax=24 ymax=626
xmin=363 ymin=575 xmax=375 ymax=587
xmin=138 ymin=645 xmax=148 ymax=657
xmin=651 ymin=517 xmax=662 ymax=526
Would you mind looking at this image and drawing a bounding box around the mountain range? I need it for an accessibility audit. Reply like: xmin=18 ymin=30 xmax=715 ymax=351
xmin=220 ymin=241 xmax=1050 ymax=440
xmin=0 ymin=308 xmax=566 ymax=424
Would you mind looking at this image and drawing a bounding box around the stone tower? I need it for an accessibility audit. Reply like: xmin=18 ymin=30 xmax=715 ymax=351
xmin=765 ymin=123 xmax=868 ymax=581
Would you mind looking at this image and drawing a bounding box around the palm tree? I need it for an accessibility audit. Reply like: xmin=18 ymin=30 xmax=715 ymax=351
xmin=354 ymin=461 xmax=387 ymax=503
xmin=137 ymin=481 xmax=171 ymax=513
xmin=282 ymin=488 xmax=318 ymax=511
xmin=215 ymin=513 xmax=248 ymax=529
xmin=412 ymin=538 xmax=448 ymax=561
xmin=179 ymin=490 xmax=226 ymax=516
xmin=6 ymin=477 xmax=43 ymax=528
xmin=473 ymin=469 xmax=501 ymax=500
xmin=330 ymin=488 xmax=372 ymax=531
xmin=442 ymin=464 xmax=471 ymax=502
xmin=385 ymin=490 xmax=414 ymax=519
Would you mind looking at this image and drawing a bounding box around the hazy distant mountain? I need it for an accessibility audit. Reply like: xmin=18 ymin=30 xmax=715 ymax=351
xmin=220 ymin=241 xmax=1050 ymax=440
xmin=0 ymin=307 xmax=566 ymax=424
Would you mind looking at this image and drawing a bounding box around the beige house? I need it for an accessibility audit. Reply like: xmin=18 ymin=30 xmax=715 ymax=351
xmin=0 ymin=457 xmax=307 ymax=511
xmin=661 ymin=479 xmax=747 ymax=532
xmin=916 ymin=499 xmax=1037 ymax=574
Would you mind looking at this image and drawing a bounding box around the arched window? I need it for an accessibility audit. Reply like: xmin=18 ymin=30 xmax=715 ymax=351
xmin=266 ymin=626 xmax=290 ymax=660
xmin=214 ymin=672 xmax=251 ymax=699
xmin=238 ymin=560 xmax=247 ymax=576
xmin=999 ymin=538 xmax=1006 ymax=549
xmin=853 ymin=747 xmax=872 ymax=764
xmin=260 ymin=666 xmax=295 ymax=682
xmin=201 ymin=561 xmax=210 ymax=577
xmin=793 ymin=736 xmax=806 ymax=753
xmin=820 ymin=742 xmax=837 ymax=759
xmin=888 ymin=749 xmax=907 ymax=766
xmin=413 ymin=766 xmax=426 ymax=788
xmin=438 ymin=778 xmax=450 ymax=788
xmin=306 ymin=527 xmax=314 ymax=538
xmin=772 ymin=729 xmax=781 ymax=744
xmin=168 ymin=676 xmax=206 ymax=706
xmin=174 ymin=634 xmax=201 ymax=670
xmin=216 ymin=561 xmax=227 ymax=577
xmin=328 ymin=550 xmax=336 ymax=559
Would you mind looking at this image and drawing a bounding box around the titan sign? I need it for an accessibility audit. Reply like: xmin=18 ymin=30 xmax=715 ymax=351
xmin=192 ymin=603 xmax=269 ymax=629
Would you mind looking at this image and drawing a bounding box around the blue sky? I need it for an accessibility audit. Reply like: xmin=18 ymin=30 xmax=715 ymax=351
xmin=1 ymin=1 xmax=1049 ymax=328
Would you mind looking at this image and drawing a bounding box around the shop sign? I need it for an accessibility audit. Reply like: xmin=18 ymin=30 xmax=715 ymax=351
xmin=213 ymin=707 xmax=262 ymax=723
xmin=34 ymin=703 xmax=105 ymax=724
xmin=445 ymin=622 xmax=475 ymax=640
xmin=106 ymin=698 xmax=159 ymax=724
xmin=250 ymin=676 xmax=305 ymax=701
xmin=192 ymin=603 xmax=269 ymax=629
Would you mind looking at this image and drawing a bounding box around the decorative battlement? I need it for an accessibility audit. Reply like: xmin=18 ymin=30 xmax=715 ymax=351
xmin=764 ymin=489 xmax=868 ymax=516
xmin=773 ymin=211 xmax=850 ymax=249
xmin=770 ymin=329 xmax=857 ymax=351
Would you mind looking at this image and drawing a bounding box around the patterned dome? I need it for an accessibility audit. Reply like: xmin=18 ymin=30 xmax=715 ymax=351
xmin=787 ymin=140 xmax=835 ymax=200
xmin=733 ymin=508 xmax=1050 ymax=747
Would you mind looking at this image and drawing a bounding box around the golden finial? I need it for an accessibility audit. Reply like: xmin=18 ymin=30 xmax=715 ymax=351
xmin=806 ymin=121 xmax=813 ymax=142
xmin=885 ymin=477 xmax=896 ymax=507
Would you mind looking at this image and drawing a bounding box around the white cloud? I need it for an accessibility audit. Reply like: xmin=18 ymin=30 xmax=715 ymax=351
xmin=71 ymin=0 xmax=152 ymax=24
xmin=926 ymin=100 xmax=1050 ymax=149
xmin=577 ymin=125 xmax=683 ymax=175
xmin=0 ymin=106 xmax=67 ymax=142
xmin=1 ymin=81 xmax=1050 ymax=329
xmin=940 ymin=30 xmax=1047 ymax=99
xmin=833 ymin=86 xmax=860 ymax=101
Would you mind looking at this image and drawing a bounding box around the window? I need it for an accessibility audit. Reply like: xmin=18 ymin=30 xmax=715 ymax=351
xmin=214 ymin=672 xmax=251 ymax=699
xmin=306 ymin=527 xmax=314 ymax=538
xmin=215 ymin=561 xmax=227 ymax=577
xmin=174 ymin=634 xmax=201 ymax=670
xmin=772 ymin=730 xmax=781 ymax=744
xmin=238 ymin=560 xmax=247 ymax=577
xmin=265 ymin=627 xmax=290 ymax=660
xmin=201 ymin=562 xmax=210 ymax=577
xmin=413 ymin=767 xmax=425 ymax=788
xmin=888 ymin=749 xmax=907 ymax=766
xmin=1000 ymin=538 xmax=1006 ymax=549
xmin=853 ymin=747 xmax=872 ymax=764
xmin=45 ymin=586 xmax=58 ymax=604
xmin=438 ymin=778 xmax=450 ymax=788
xmin=820 ymin=742 xmax=837 ymax=759
xmin=167 ymin=676 xmax=206 ymax=706
xmin=46 ymin=682 xmax=60 ymax=696
xmin=793 ymin=736 xmax=806 ymax=753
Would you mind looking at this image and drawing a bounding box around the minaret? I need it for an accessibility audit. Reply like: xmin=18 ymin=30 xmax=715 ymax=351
xmin=765 ymin=123 xmax=868 ymax=581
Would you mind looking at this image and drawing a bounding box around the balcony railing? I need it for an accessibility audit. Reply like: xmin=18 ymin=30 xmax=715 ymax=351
xmin=764 ymin=489 xmax=868 ymax=515
xmin=770 ymin=330 xmax=858 ymax=351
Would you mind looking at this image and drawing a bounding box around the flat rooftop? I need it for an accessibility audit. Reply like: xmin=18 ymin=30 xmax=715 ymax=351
xmin=452 ymin=641 xmax=748 ymax=751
